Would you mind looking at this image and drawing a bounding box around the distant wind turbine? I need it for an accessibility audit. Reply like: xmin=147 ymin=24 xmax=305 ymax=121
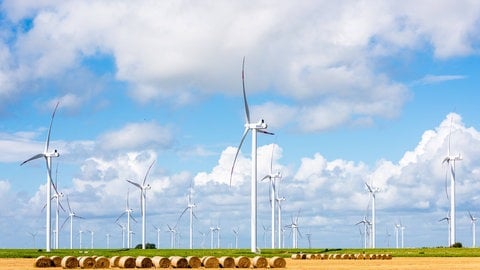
xmin=400 ymin=222 xmax=405 ymax=248
xmin=177 ymin=183 xmax=197 ymax=249
xmin=115 ymin=191 xmax=137 ymax=249
xmin=261 ymin=144 xmax=282 ymax=249
xmin=51 ymin=164 xmax=65 ymax=249
xmin=167 ymin=224 xmax=177 ymax=248
xmin=442 ymin=117 xmax=462 ymax=245
xmin=285 ymin=210 xmax=302 ymax=248
xmin=153 ymin=225 xmax=162 ymax=249
xmin=439 ymin=214 xmax=451 ymax=247
xmin=28 ymin=232 xmax=38 ymax=249
xmin=232 ymin=227 xmax=239 ymax=249
xmin=60 ymin=195 xmax=85 ymax=249
xmin=105 ymin=233 xmax=111 ymax=248
xmin=88 ymin=229 xmax=94 ymax=249
xmin=276 ymin=191 xmax=286 ymax=249
xmin=356 ymin=216 xmax=371 ymax=249
xmin=209 ymin=226 xmax=215 ymax=249
xmin=230 ymin=57 xmax=274 ymax=253
xmin=21 ymin=101 xmax=60 ymax=252
xmin=127 ymin=160 xmax=155 ymax=249
xmin=365 ymin=182 xmax=380 ymax=248
xmin=117 ymin=223 xmax=126 ymax=248
xmin=469 ymin=211 xmax=477 ymax=248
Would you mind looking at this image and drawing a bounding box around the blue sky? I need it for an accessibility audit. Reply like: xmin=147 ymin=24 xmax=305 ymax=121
xmin=1 ymin=1 xmax=480 ymax=250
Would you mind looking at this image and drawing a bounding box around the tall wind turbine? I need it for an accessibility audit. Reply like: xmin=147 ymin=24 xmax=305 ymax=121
xmin=115 ymin=191 xmax=137 ymax=249
xmin=177 ymin=184 xmax=197 ymax=249
xmin=61 ymin=195 xmax=84 ymax=249
xmin=261 ymin=144 xmax=282 ymax=249
xmin=365 ymin=182 xmax=380 ymax=248
xmin=51 ymin=164 xmax=65 ymax=249
xmin=442 ymin=118 xmax=462 ymax=246
xmin=230 ymin=57 xmax=274 ymax=253
xmin=21 ymin=102 xmax=60 ymax=252
xmin=469 ymin=211 xmax=477 ymax=248
xmin=127 ymin=160 xmax=154 ymax=249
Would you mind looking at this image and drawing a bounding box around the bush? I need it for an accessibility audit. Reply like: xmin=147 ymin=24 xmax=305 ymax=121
xmin=135 ymin=243 xmax=156 ymax=249
xmin=451 ymin=242 xmax=463 ymax=248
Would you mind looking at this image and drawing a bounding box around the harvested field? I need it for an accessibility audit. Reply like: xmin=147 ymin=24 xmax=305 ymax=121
xmin=2 ymin=257 xmax=480 ymax=269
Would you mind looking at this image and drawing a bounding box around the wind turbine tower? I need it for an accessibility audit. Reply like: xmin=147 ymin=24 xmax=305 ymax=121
xmin=439 ymin=214 xmax=451 ymax=247
xmin=469 ymin=211 xmax=477 ymax=248
xmin=21 ymin=102 xmax=60 ymax=252
xmin=442 ymin=118 xmax=462 ymax=245
xmin=365 ymin=182 xmax=380 ymax=248
xmin=127 ymin=160 xmax=154 ymax=249
xmin=230 ymin=57 xmax=274 ymax=253
xmin=356 ymin=216 xmax=371 ymax=249
xmin=262 ymin=144 xmax=282 ymax=249
xmin=178 ymin=184 xmax=197 ymax=249
xmin=115 ymin=191 xmax=137 ymax=249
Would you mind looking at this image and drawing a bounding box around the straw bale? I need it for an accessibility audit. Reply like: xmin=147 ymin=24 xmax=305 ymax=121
xmin=110 ymin=256 xmax=121 ymax=267
xmin=49 ymin=256 xmax=61 ymax=267
xmin=291 ymin=253 xmax=301 ymax=259
xmin=134 ymin=256 xmax=153 ymax=268
xmin=34 ymin=256 xmax=52 ymax=268
xmin=79 ymin=256 xmax=95 ymax=269
xmin=61 ymin=256 xmax=78 ymax=269
xmin=186 ymin=256 xmax=202 ymax=268
xmin=118 ymin=256 xmax=136 ymax=268
xmin=219 ymin=256 xmax=235 ymax=268
xmin=170 ymin=256 xmax=188 ymax=268
xmin=152 ymin=256 xmax=170 ymax=268
xmin=269 ymin=256 xmax=286 ymax=268
xmin=202 ymin=256 xmax=219 ymax=268
xmin=318 ymin=254 xmax=327 ymax=260
xmin=385 ymin=254 xmax=392 ymax=260
xmin=234 ymin=256 xmax=251 ymax=268
xmin=95 ymin=256 xmax=110 ymax=268
xmin=306 ymin=254 xmax=316 ymax=259
xmin=252 ymin=256 xmax=268 ymax=268
xmin=368 ymin=254 xmax=377 ymax=260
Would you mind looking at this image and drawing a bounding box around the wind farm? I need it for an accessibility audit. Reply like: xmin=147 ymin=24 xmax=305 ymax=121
xmin=2 ymin=1 xmax=480 ymax=255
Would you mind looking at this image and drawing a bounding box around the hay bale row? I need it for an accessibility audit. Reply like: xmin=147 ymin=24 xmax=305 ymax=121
xmin=293 ymin=253 xmax=392 ymax=260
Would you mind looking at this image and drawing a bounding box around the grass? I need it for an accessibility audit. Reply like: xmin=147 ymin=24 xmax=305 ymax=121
xmin=0 ymin=247 xmax=479 ymax=258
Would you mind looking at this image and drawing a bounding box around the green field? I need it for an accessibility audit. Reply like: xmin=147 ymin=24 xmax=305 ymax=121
xmin=0 ymin=247 xmax=479 ymax=258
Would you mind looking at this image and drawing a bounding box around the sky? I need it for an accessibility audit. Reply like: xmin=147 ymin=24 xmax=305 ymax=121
xmin=1 ymin=0 xmax=480 ymax=250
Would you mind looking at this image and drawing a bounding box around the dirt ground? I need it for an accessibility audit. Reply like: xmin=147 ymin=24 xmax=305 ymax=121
xmin=2 ymin=257 xmax=480 ymax=269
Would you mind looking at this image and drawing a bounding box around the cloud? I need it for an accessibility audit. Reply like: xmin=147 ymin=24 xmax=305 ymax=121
xmin=415 ymin=74 xmax=466 ymax=85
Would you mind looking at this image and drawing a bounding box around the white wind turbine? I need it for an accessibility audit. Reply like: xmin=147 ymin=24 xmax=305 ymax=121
xmin=442 ymin=118 xmax=462 ymax=246
xmin=285 ymin=210 xmax=301 ymax=248
xmin=209 ymin=226 xmax=215 ymax=249
xmin=468 ymin=211 xmax=477 ymax=248
xmin=153 ymin=225 xmax=162 ymax=249
xmin=356 ymin=216 xmax=371 ymax=249
xmin=232 ymin=227 xmax=239 ymax=249
xmin=261 ymin=144 xmax=282 ymax=249
xmin=215 ymin=225 xmax=221 ymax=248
xmin=21 ymin=102 xmax=60 ymax=252
xmin=61 ymin=195 xmax=85 ymax=249
xmin=230 ymin=57 xmax=274 ymax=253
xmin=394 ymin=223 xmax=400 ymax=248
xmin=88 ymin=229 xmax=94 ymax=249
xmin=28 ymin=232 xmax=38 ymax=249
xmin=79 ymin=229 xmax=83 ymax=249
xmin=400 ymin=222 xmax=405 ymax=248
xmin=105 ymin=233 xmax=111 ymax=248
xmin=177 ymin=184 xmax=197 ymax=249
xmin=127 ymin=160 xmax=155 ymax=249
xmin=51 ymin=164 xmax=65 ymax=249
xmin=117 ymin=223 xmax=126 ymax=248
xmin=439 ymin=214 xmax=451 ymax=247
xmin=115 ymin=191 xmax=137 ymax=249
xmin=199 ymin=231 xmax=206 ymax=248
xmin=167 ymin=224 xmax=177 ymax=248
xmin=276 ymin=192 xmax=286 ymax=249
xmin=365 ymin=182 xmax=380 ymax=248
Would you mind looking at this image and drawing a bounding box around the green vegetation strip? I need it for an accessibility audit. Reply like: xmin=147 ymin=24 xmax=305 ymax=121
xmin=0 ymin=247 xmax=479 ymax=259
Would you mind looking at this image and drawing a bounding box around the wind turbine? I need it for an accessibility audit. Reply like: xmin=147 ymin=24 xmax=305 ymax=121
xmin=276 ymin=193 xmax=285 ymax=249
xmin=127 ymin=160 xmax=155 ymax=249
xmin=215 ymin=225 xmax=221 ymax=248
xmin=199 ymin=231 xmax=207 ymax=248
xmin=105 ymin=233 xmax=111 ymax=248
xmin=115 ymin=191 xmax=137 ymax=249
xmin=28 ymin=232 xmax=38 ymax=249
xmin=21 ymin=101 xmax=60 ymax=252
xmin=355 ymin=216 xmax=371 ymax=249
xmin=60 ymin=195 xmax=85 ymax=249
xmin=88 ymin=229 xmax=94 ymax=249
xmin=209 ymin=226 xmax=215 ymax=249
xmin=230 ymin=57 xmax=274 ymax=253
xmin=261 ymin=144 xmax=282 ymax=249
xmin=117 ymin=223 xmax=126 ymax=248
xmin=262 ymin=224 xmax=270 ymax=248
xmin=442 ymin=117 xmax=462 ymax=245
xmin=469 ymin=211 xmax=477 ymax=248
xmin=153 ymin=225 xmax=162 ymax=249
xmin=167 ymin=224 xmax=177 ymax=248
xmin=51 ymin=164 xmax=65 ymax=249
xmin=439 ymin=214 xmax=451 ymax=247
xmin=177 ymin=184 xmax=197 ymax=249
xmin=285 ymin=210 xmax=301 ymax=248
xmin=365 ymin=182 xmax=380 ymax=248
xmin=400 ymin=222 xmax=405 ymax=248
xmin=232 ymin=227 xmax=239 ymax=249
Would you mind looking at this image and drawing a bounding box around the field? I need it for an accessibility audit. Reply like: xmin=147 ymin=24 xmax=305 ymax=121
xmin=0 ymin=248 xmax=480 ymax=269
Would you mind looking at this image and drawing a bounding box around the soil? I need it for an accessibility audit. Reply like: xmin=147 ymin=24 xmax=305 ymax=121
xmin=2 ymin=257 xmax=480 ymax=269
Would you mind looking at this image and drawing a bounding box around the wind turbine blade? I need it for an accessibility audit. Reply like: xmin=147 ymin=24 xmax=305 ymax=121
xmin=143 ymin=160 xmax=156 ymax=186
xmin=130 ymin=214 xmax=138 ymax=223
xmin=242 ymin=56 xmax=250 ymax=123
xmin=127 ymin=180 xmax=142 ymax=189
xmin=52 ymin=163 xmax=60 ymax=196
xmin=66 ymin=195 xmax=72 ymax=213
xmin=175 ymin=207 xmax=189 ymax=227
xmin=269 ymin=144 xmax=275 ymax=174
xmin=20 ymin=153 xmax=44 ymax=166
xmin=60 ymin=217 xmax=69 ymax=231
xmin=365 ymin=182 xmax=373 ymax=193
xmin=115 ymin=212 xmax=127 ymax=223
xmin=259 ymin=130 xmax=274 ymax=135
xmin=448 ymin=116 xmax=453 ymax=156
xmin=229 ymin=127 xmax=250 ymax=186
xmin=469 ymin=211 xmax=474 ymax=220
xmin=45 ymin=101 xmax=60 ymax=153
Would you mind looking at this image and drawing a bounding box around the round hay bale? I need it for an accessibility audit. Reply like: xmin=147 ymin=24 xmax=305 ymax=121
xmin=385 ymin=254 xmax=392 ymax=260
xmin=170 ymin=256 xmax=188 ymax=268
xmin=234 ymin=256 xmax=251 ymax=268
xmin=135 ymin=256 xmax=153 ymax=268
xmin=340 ymin=254 xmax=349 ymax=259
xmin=269 ymin=257 xmax=286 ymax=268
xmin=318 ymin=254 xmax=326 ymax=260
xmin=368 ymin=254 xmax=377 ymax=260
xmin=202 ymin=256 xmax=219 ymax=268
xmin=110 ymin=256 xmax=121 ymax=267
xmin=186 ymin=256 xmax=202 ymax=268
xmin=34 ymin=256 xmax=52 ymax=268
xmin=219 ymin=256 xmax=235 ymax=268
xmin=152 ymin=256 xmax=171 ymax=268
xmin=61 ymin=256 xmax=79 ymax=269
xmin=306 ymin=254 xmax=316 ymax=260
xmin=119 ymin=256 xmax=136 ymax=268
xmin=49 ymin=256 xmax=61 ymax=267
xmin=79 ymin=256 xmax=95 ymax=269
xmin=290 ymin=253 xmax=301 ymax=259
xmin=95 ymin=256 xmax=110 ymax=268
xmin=252 ymin=256 xmax=268 ymax=268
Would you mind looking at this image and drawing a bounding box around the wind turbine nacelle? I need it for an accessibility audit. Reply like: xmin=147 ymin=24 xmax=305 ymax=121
xmin=249 ymin=119 xmax=268 ymax=129
xmin=47 ymin=149 xmax=60 ymax=157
